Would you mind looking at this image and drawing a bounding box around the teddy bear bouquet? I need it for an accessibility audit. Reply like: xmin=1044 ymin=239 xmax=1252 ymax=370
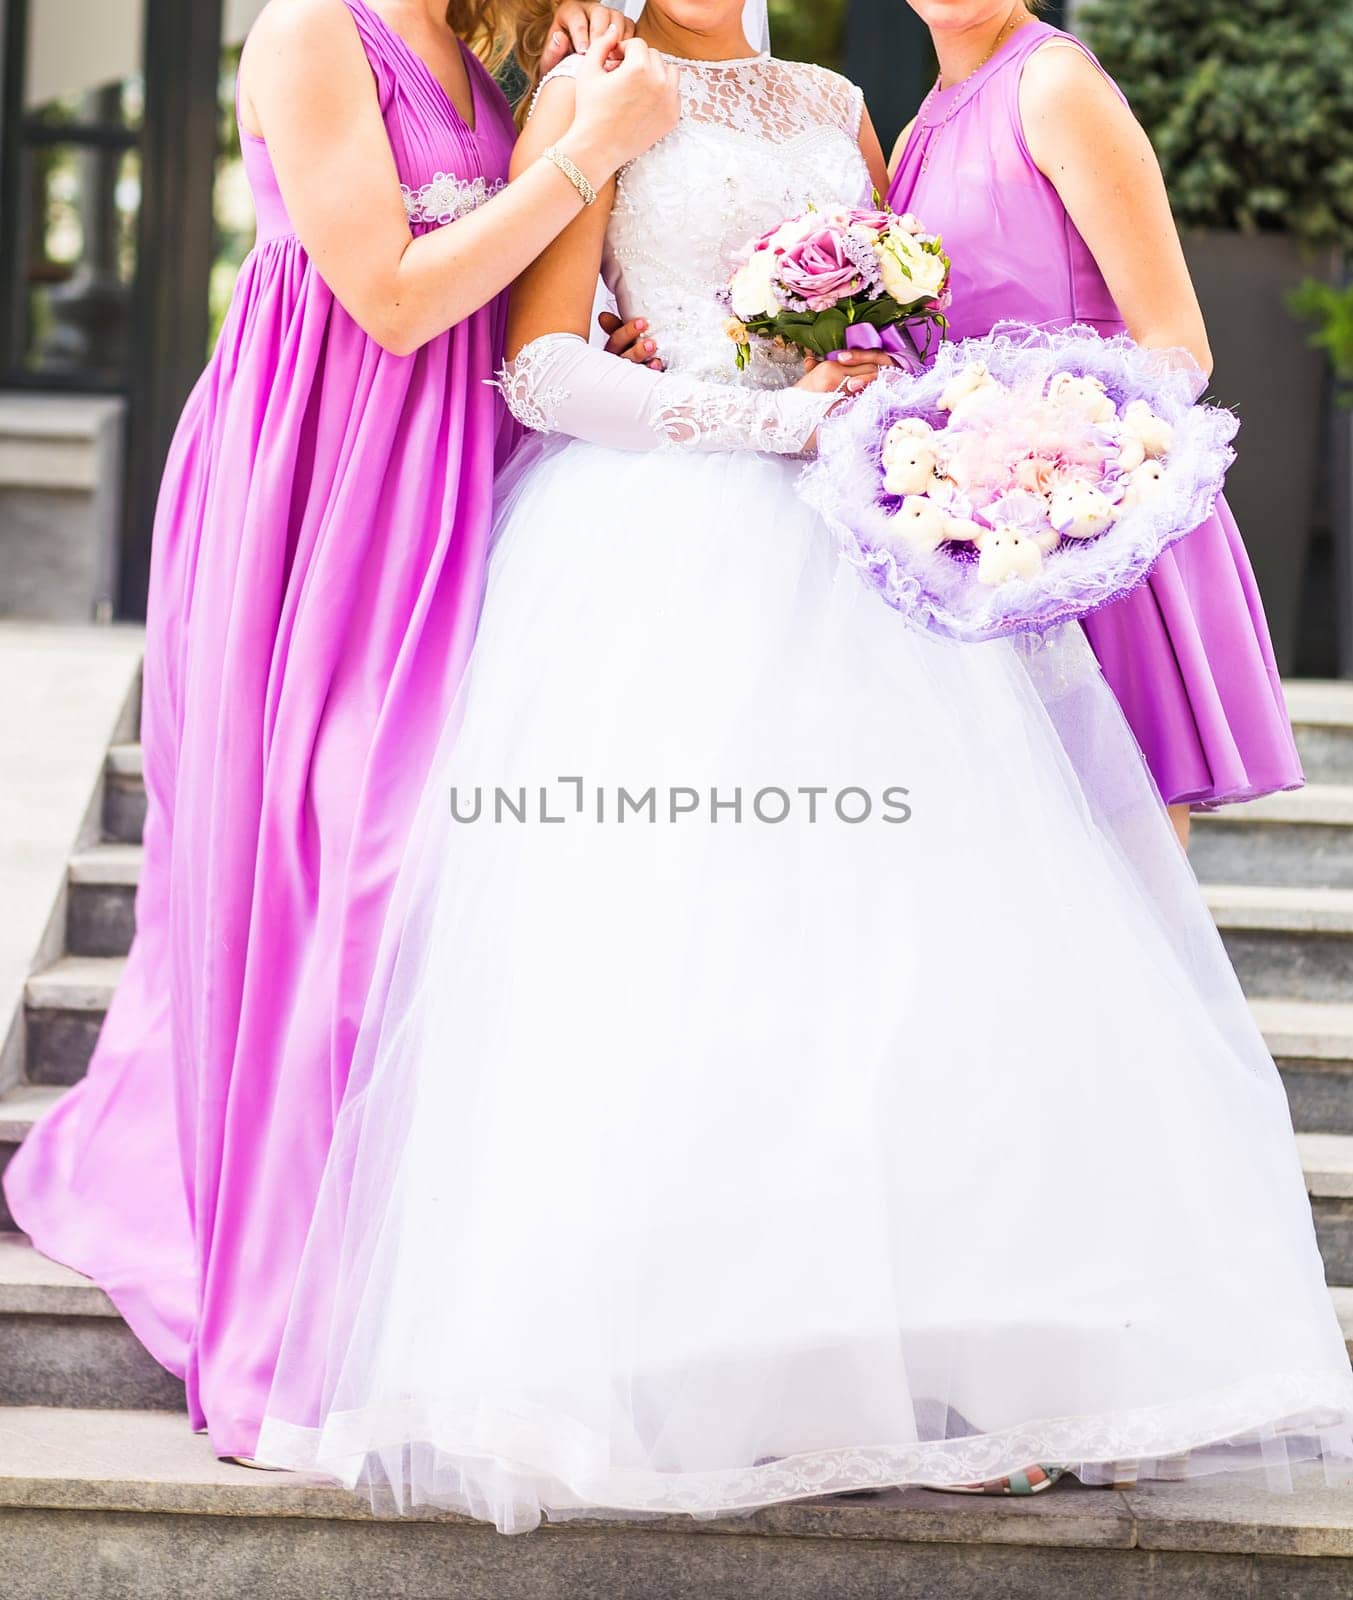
xmin=798 ymin=321 xmax=1239 ymax=644
xmin=721 ymin=202 xmax=950 ymax=371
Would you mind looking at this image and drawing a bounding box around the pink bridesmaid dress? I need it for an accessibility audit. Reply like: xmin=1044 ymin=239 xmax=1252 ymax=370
xmin=889 ymin=19 xmax=1303 ymax=808
xmin=3 ymin=0 xmax=517 ymax=1460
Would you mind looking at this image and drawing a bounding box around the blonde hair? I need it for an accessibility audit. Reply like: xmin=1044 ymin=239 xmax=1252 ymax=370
xmin=445 ymin=0 xmax=523 ymax=71
xmin=444 ymin=0 xmax=558 ymax=120
xmin=509 ymin=0 xmax=562 ymax=123
xmin=511 ymin=0 xmax=560 ymax=83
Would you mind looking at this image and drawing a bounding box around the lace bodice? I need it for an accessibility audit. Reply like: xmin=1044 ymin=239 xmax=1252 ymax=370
xmin=499 ymin=53 xmax=873 ymax=456
xmin=541 ymin=52 xmax=869 ymax=388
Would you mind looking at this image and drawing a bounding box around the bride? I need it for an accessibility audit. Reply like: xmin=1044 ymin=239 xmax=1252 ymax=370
xmin=255 ymin=0 xmax=1353 ymax=1530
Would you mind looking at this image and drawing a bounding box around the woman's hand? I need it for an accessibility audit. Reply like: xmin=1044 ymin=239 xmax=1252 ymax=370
xmin=801 ymin=347 xmax=899 ymax=380
xmin=564 ymin=34 xmax=682 ymax=179
xmin=599 ymin=311 xmax=664 ymax=369
xmin=540 ymin=4 xmax=635 ymax=77
xmin=794 ymin=353 xmax=892 ymax=453
xmin=794 ymin=351 xmax=893 ymax=397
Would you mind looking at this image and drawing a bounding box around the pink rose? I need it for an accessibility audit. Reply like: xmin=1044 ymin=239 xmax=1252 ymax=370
xmin=845 ymin=205 xmax=893 ymax=235
xmin=775 ymin=226 xmax=865 ymax=312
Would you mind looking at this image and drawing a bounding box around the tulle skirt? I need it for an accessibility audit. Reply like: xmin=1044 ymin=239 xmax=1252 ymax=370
xmin=256 ymin=437 xmax=1353 ymax=1531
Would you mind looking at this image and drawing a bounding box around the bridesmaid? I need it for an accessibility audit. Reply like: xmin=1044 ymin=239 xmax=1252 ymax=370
xmin=3 ymin=0 xmax=678 ymax=1464
xmin=879 ymin=1 xmax=1302 ymax=847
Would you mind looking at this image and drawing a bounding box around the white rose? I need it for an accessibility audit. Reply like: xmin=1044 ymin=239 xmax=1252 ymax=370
xmin=768 ymin=214 xmax=819 ymax=251
xmin=730 ymin=248 xmax=781 ymax=320
xmin=877 ymin=227 xmax=947 ymax=305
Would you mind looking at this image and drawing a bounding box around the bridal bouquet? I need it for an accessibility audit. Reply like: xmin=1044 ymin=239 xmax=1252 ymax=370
xmin=722 ymin=203 xmax=950 ymax=372
xmin=798 ymin=323 xmax=1238 ymax=644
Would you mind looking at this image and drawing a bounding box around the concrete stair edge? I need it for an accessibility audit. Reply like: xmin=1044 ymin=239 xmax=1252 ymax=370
xmin=1285 ymin=682 xmax=1353 ymax=727
xmin=1196 ymin=784 xmax=1353 ymax=828
xmin=1 ymin=1407 xmax=1353 ymax=1560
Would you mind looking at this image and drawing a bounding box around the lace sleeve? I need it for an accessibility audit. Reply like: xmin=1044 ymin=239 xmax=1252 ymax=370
xmin=498 ymin=333 xmax=840 ymax=456
xmin=528 ymin=54 xmax=583 ymax=120
xmin=794 ymin=63 xmax=866 ymax=141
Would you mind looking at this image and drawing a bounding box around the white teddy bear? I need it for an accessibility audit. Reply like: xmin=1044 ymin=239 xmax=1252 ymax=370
xmin=1049 ymin=481 xmax=1119 ymax=541
xmin=938 ymin=362 xmax=1002 ymax=424
xmin=1115 ymin=399 xmax=1175 ymax=471
xmin=892 ymin=496 xmax=951 ymax=552
xmin=893 ymin=494 xmax=984 ymax=553
xmin=1047 ymin=370 xmax=1117 ymax=425
xmin=1120 ymin=458 xmax=1169 ymax=510
xmin=976 ymin=527 xmax=1044 ymax=586
xmin=881 ymin=418 xmax=941 ymax=497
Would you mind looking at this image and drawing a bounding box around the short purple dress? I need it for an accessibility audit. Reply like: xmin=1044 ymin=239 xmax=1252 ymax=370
xmin=4 ymin=0 xmax=516 ymax=1459
xmin=889 ymin=20 xmax=1302 ymax=808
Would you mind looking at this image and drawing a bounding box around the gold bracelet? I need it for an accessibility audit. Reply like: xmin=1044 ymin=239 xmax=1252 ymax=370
xmin=542 ymin=144 xmax=597 ymax=207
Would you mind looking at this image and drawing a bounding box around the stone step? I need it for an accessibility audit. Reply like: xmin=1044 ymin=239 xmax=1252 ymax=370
xmin=1301 ymin=1133 xmax=1353 ymax=1284
xmin=1254 ymin=998 xmax=1353 ymax=1134
xmin=66 ymin=842 xmax=139 ymax=959
xmin=1288 ymin=680 xmax=1353 ymax=785
xmin=0 ymin=1084 xmax=62 ymax=1232
xmin=1191 ymin=784 xmax=1353 ymax=888
xmin=0 ymin=1235 xmax=183 ymax=1412
xmin=1 ymin=1407 xmax=1353 ymax=1600
xmin=1207 ymin=884 xmax=1353 ymax=1002
xmin=101 ymin=742 xmax=145 ymax=847
xmin=23 ymin=957 xmax=124 ymax=1087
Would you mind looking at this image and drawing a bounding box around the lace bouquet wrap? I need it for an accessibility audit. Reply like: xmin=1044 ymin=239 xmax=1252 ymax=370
xmin=799 ymin=323 xmax=1239 ymax=644
xmin=722 ymin=204 xmax=949 ymax=371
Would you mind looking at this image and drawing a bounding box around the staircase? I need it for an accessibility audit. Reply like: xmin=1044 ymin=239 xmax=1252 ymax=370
xmin=2 ymin=682 xmax=1353 ymax=1597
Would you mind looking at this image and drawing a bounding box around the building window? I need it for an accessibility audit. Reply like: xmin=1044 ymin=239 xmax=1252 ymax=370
xmin=2 ymin=0 xmax=145 ymax=387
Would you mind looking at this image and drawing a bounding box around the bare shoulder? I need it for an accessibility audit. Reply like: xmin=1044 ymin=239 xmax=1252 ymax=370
xmin=240 ymin=0 xmax=375 ymax=137
xmin=244 ymin=0 xmax=367 ymax=76
xmin=1018 ymin=40 xmax=1126 ymax=128
xmin=1018 ymin=38 xmax=1155 ymax=183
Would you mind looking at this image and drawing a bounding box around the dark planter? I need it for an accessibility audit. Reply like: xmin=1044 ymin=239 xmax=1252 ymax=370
xmin=1183 ymin=230 xmax=1336 ymax=675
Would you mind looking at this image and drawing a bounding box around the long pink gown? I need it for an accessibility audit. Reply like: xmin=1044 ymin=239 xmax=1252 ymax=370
xmin=3 ymin=0 xmax=517 ymax=1460
xmin=889 ymin=20 xmax=1303 ymax=808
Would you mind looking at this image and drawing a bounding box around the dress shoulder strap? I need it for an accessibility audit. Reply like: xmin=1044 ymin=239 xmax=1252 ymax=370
xmin=336 ymin=0 xmax=400 ymax=104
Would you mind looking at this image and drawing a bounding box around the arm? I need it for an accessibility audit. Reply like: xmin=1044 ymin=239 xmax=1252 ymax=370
xmin=860 ymin=107 xmax=891 ymax=199
xmin=1019 ymin=44 xmax=1212 ymax=377
xmin=503 ymin=74 xmax=872 ymax=454
xmin=239 ymin=0 xmax=677 ymax=356
xmin=887 ymin=117 xmax=916 ymax=181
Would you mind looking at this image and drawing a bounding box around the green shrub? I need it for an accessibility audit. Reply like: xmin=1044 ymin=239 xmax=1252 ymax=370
xmin=1079 ymin=0 xmax=1353 ymax=250
xmin=1291 ymin=278 xmax=1353 ymax=399
xmin=768 ymin=0 xmax=847 ymax=69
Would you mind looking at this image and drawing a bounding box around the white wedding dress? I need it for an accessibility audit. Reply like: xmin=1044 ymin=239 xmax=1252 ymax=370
xmin=255 ymin=51 xmax=1353 ymax=1530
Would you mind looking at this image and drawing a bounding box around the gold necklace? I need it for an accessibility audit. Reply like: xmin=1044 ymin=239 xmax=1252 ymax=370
xmin=917 ymin=5 xmax=1028 ymax=174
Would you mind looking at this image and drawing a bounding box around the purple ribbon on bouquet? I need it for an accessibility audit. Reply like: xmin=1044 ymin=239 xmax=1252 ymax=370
xmin=845 ymin=322 xmax=924 ymax=373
